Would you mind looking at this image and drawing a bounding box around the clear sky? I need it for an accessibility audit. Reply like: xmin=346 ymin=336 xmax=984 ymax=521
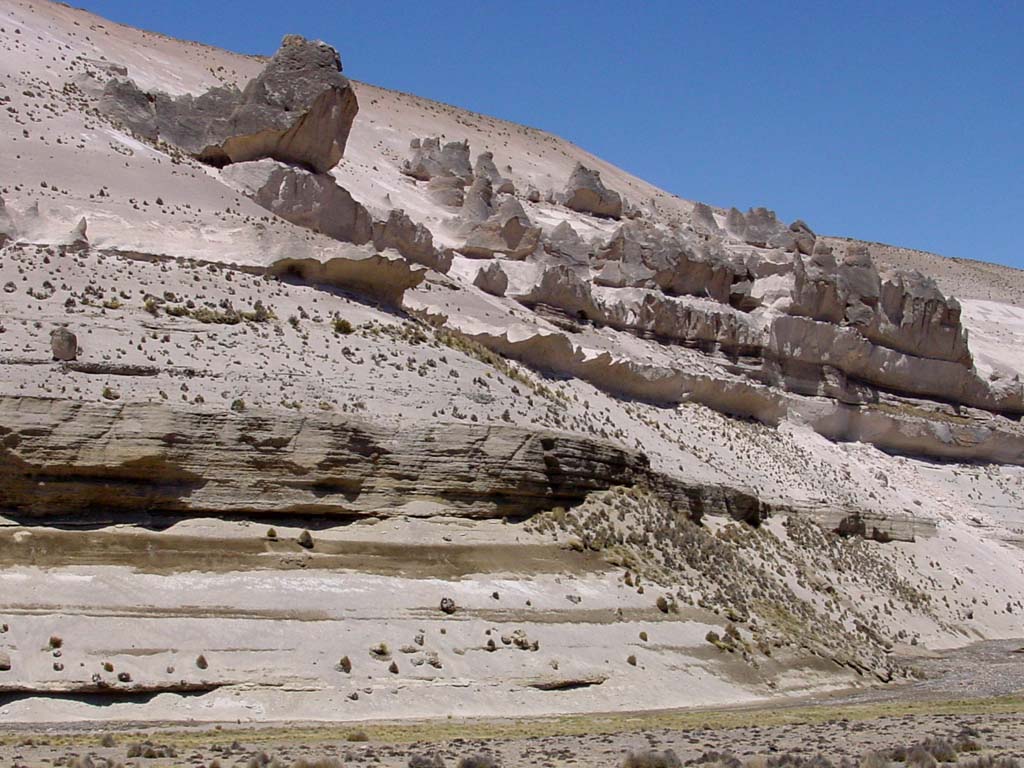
xmin=76 ymin=1 xmax=1023 ymax=268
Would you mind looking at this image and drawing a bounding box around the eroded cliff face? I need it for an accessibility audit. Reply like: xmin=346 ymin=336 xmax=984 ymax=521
xmin=1 ymin=397 xmax=809 ymax=533
xmin=0 ymin=397 xmax=649 ymax=519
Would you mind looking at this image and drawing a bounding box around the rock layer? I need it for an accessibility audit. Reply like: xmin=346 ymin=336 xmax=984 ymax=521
xmin=0 ymin=397 xmax=651 ymax=520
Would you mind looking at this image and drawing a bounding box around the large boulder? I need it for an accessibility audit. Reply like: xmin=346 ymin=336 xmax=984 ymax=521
xmin=401 ymin=138 xmax=473 ymax=183
xmin=100 ymin=35 xmax=358 ymax=173
xmin=562 ymin=163 xmax=622 ymax=219
xmin=223 ymin=159 xmax=373 ymax=245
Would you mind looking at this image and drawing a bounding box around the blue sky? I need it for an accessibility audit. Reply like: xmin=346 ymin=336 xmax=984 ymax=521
xmin=77 ymin=1 xmax=1023 ymax=268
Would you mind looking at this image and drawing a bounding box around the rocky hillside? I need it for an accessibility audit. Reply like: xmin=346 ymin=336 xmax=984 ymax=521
xmin=0 ymin=0 xmax=1022 ymax=724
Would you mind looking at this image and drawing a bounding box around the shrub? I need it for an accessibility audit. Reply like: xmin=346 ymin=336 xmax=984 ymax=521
xmin=622 ymin=750 xmax=682 ymax=768
xmin=333 ymin=317 xmax=354 ymax=335
xmin=408 ymin=753 xmax=446 ymax=768
xmin=457 ymin=755 xmax=499 ymax=768
xmin=905 ymin=747 xmax=937 ymax=768
xmin=337 ymin=655 xmax=352 ymax=673
xmin=626 ymin=654 xmax=637 ymax=666
xmin=920 ymin=738 xmax=957 ymax=763
xmin=48 ymin=635 xmax=63 ymax=649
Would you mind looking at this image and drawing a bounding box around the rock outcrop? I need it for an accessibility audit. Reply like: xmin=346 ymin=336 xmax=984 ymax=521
xmin=562 ymin=163 xmax=622 ymax=219
xmin=543 ymin=222 xmax=591 ymax=265
xmin=473 ymin=261 xmax=510 ymax=296
xmin=599 ymin=223 xmax=744 ymax=303
xmin=0 ymin=397 xmax=654 ymax=520
xmin=270 ymin=251 xmax=425 ymax=306
xmin=100 ymin=36 xmax=358 ymax=173
xmin=224 ymin=161 xmax=450 ymax=273
xmin=0 ymin=196 xmax=15 ymax=246
xmin=460 ymin=196 xmax=541 ymax=259
xmin=223 ymin=160 xmax=373 ymax=245
xmin=402 ymin=138 xmax=473 ymax=183
xmin=473 ymin=152 xmax=514 ymax=194
xmin=372 ymin=209 xmax=452 ymax=273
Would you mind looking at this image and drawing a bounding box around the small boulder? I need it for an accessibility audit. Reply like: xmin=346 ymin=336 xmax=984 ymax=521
xmin=0 ymin=652 xmax=10 ymax=672
xmin=50 ymin=327 xmax=78 ymax=361
xmin=474 ymin=261 xmax=509 ymax=297
xmin=440 ymin=597 xmax=457 ymax=614
xmin=562 ymin=163 xmax=622 ymax=219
